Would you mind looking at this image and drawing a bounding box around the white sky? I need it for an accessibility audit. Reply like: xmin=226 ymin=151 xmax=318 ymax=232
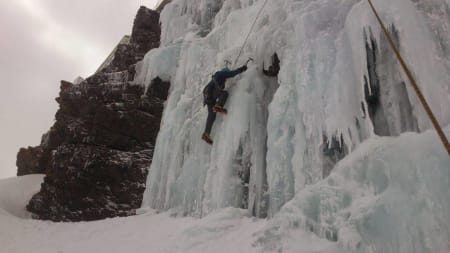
xmin=0 ymin=0 xmax=158 ymax=178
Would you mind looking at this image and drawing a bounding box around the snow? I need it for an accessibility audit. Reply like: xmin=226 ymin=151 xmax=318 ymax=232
xmin=0 ymin=175 xmax=341 ymax=253
xmin=136 ymin=0 xmax=450 ymax=252
xmin=0 ymin=174 xmax=43 ymax=218
xmin=73 ymin=76 xmax=84 ymax=85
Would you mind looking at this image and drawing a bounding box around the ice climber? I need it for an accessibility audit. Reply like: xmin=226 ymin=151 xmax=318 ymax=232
xmin=201 ymin=64 xmax=248 ymax=144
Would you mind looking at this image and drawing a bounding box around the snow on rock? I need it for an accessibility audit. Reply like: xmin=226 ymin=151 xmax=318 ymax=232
xmin=73 ymin=76 xmax=85 ymax=85
xmin=138 ymin=0 xmax=450 ymax=252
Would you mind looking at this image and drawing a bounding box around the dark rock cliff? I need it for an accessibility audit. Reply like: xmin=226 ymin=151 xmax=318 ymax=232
xmin=17 ymin=6 xmax=169 ymax=221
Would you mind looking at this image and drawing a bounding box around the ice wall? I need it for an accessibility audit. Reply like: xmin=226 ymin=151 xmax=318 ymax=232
xmin=138 ymin=0 xmax=450 ymax=251
xmin=259 ymin=128 xmax=450 ymax=253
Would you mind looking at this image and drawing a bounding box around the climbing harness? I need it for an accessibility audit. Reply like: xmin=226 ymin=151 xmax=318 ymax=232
xmin=233 ymin=0 xmax=270 ymax=67
xmin=367 ymin=0 xmax=450 ymax=156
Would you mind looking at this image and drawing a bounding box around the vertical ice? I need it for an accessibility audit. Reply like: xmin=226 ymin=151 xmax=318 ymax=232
xmin=139 ymin=0 xmax=450 ymax=251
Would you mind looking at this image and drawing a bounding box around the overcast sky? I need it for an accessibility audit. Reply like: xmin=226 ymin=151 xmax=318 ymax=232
xmin=0 ymin=0 xmax=158 ymax=178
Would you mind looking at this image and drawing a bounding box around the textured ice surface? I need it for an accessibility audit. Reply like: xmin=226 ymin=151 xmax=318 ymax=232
xmin=139 ymin=0 xmax=450 ymax=252
xmin=260 ymin=128 xmax=450 ymax=253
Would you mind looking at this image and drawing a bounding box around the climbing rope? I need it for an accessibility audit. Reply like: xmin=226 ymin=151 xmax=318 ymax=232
xmin=367 ymin=0 xmax=450 ymax=156
xmin=155 ymin=0 xmax=172 ymax=12
xmin=233 ymin=0 xmax=270 ymax=67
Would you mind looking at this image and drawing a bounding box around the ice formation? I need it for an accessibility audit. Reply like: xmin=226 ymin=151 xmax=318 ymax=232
xmin=137 ymin=0 xmax=450 ymax=252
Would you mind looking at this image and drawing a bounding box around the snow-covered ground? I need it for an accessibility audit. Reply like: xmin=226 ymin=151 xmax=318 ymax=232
xmin=0 ymin=175 xmax=342 ymax=253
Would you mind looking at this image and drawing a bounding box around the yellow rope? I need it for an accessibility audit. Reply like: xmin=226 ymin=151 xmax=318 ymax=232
xmin=155 ymin=0 xmax=172 ymax=12
xmin=366 ymin=0 xmax=450 ymax=156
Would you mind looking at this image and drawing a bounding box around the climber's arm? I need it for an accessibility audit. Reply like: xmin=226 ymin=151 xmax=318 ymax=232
xmin=221 ymin=65 xmax=248 ymax=79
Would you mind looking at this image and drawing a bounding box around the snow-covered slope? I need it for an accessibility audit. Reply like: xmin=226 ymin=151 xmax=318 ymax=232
xmin=136 ymin=0 xmax=450 ymax=252
xmin=0 ymin=175 xmax=341 ymax=253
xmin=0 ymin=174 xmax=43 ymax=218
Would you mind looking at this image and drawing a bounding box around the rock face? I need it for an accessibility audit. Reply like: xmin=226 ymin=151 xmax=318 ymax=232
xmin=17 ymin=6 xmax=169 ymax=221
xmin=99 ymin=6 xmax=161 ymax=74
xmin=16 ymin=146 xmax=44 ymax=176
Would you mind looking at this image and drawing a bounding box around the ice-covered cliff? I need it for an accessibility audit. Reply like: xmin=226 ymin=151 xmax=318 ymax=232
xmin=137 ymin=0 xmax=449 ymax=252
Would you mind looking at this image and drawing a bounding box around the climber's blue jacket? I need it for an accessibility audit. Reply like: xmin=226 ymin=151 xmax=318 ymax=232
xmin=212 ymin=66 xmax=247 ymax=89
xmin=203 ymin=65 xmax=247 ymax=105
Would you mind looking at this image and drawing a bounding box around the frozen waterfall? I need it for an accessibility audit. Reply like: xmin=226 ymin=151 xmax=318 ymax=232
xmin=136 ymin=0 xmax=450 ymax=252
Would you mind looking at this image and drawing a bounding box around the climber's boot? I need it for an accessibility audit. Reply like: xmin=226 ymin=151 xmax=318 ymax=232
xmin=213 ymin=105 xmax=228 ymax=114
xmin=202 ymin=132 xmax=213 ymax=145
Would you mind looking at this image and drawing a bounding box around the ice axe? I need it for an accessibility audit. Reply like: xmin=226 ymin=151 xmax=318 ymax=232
xmin=245 ymin=57 xmax=254 ymax=66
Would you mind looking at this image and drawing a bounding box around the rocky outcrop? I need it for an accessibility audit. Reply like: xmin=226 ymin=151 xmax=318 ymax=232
xmin=99 ymin=6 xmax=160 ymax=74
xmin=18 ymin=6 xmax=169 ymax=221
xmin=131 ymin=6 xmax=161 ymax=55
xmin=16 ymin=146 xmax=44 ymax=176
xmin=263 ymin=53 xmax=280 ymax=77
